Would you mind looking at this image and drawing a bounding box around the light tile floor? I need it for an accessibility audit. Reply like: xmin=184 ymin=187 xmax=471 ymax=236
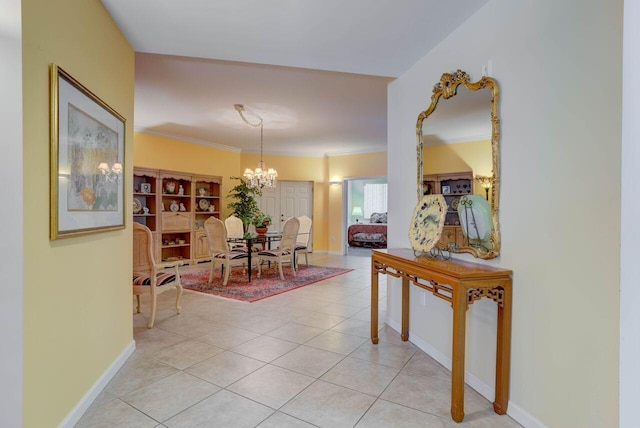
xmin=76 ymin=252 xmax=521 ymax=428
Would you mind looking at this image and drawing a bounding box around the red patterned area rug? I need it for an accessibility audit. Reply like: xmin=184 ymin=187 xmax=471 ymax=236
xmin=180 ymin=265 xmax=353 ymax=302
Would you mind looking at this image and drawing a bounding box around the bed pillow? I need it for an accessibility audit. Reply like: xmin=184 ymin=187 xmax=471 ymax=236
xmin=370 ymin=212 xmax=387 ymax=223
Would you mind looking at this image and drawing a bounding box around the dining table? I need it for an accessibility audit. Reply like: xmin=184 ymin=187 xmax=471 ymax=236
xmin=227 ymin=232 xmax=283 ymax=281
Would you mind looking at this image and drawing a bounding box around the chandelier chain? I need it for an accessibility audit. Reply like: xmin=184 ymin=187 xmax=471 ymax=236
xmin=236 ymin=104 xmax=278 ymax=189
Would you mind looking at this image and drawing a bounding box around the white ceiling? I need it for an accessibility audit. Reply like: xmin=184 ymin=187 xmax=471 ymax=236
xmin=101 ymin=0 xmax=490 ymax=156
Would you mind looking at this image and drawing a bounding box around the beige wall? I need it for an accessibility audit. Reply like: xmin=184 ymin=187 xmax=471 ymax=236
xmin=22 ymin=0 xmax=134 ymax=426
xmin=387 ymin=0 xmax=621 ymax=426
xmin=1 ymin=0 xmax=23 ymax=425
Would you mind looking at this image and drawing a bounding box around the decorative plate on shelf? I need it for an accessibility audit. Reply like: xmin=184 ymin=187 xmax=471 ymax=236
xmin=132 ymin=198 xmax=142 ymax=214
xmin=408 ymin=194 xmax=447 ymax=253
xmin=450 ymin=197 xmax=460 ymax=211
xmin=198 ymin=198 xmax=210 ymax=211
xmin=457 ymin=195 xmax=492 ymax=244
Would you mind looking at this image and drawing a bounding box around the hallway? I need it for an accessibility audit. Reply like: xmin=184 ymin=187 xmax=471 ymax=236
xmin=76 ymin=253 xmax=519 ymax=427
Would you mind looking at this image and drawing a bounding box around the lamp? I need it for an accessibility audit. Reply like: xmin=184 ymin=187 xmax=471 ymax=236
xmin=475 ymin=175 xmax=492 ymax=200
xmin=352 ymin=206 xmax=363 ymax=223
xmin=235 ymin=104 xmax=278 ymax=189
xmin=98 ymin=162 xmax=122 ymax=183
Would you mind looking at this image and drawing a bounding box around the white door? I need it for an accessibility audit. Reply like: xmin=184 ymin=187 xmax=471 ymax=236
xmin=257 ymin=185 xmax=278 ymax=231
xmin=258 ymin=181 xmax=312 ymax=250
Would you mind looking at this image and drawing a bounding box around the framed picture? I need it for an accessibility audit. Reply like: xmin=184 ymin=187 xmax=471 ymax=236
xmin=140 ymin=183 xmax=152 ymax=194
xmin=442 ymin=185 xmax=451 ymax=194
xmin=50 ymin=64 xmax=126 ymax=240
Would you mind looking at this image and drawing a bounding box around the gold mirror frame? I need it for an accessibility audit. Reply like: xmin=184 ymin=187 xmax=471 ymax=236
xmin=416 ymin=70 xmax=501 ymax=259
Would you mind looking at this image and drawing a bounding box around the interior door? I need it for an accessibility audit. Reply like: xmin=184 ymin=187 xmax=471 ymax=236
xmin=258 ymin=181 xmax=312 ymax=248
xmin=257 ymin=185 xmax=278 ymax=232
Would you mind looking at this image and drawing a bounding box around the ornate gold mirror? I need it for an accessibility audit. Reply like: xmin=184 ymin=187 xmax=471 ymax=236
xmin=416 ymin=70 xmax=500 ymax=259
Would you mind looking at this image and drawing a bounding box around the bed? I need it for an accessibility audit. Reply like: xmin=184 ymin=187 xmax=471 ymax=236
xmin=347 ymin=212 xmax=387 ymax=248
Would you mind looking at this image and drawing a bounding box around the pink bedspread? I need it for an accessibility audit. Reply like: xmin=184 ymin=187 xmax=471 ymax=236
xmin=347 ymin=223 xmax=387 ymax=248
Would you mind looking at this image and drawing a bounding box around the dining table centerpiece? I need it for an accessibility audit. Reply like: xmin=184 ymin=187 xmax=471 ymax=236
xmin=252 ymin=212 xmax=272 ymax=235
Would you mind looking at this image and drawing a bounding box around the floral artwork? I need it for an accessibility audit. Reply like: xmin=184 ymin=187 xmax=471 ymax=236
xmin=50 ymin=64 xmax=125 ymax=239
xmin=67 ymin=104 xmax=119 ymax=211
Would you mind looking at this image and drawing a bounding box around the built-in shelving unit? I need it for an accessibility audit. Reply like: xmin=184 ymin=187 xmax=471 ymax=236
xmin=133 ymin=167 xmax=222 ymax=264
xmin=423 ymin=171 xmax=473 ymax=249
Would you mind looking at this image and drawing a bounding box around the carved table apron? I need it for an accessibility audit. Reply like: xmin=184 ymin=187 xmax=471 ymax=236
xmin=370 ymin=248 xmax=512 ymax=423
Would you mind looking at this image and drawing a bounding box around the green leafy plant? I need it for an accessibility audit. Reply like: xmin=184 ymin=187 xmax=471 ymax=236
xmin=226 ymin=177 xmax=261 ymax=227
xmin=252 ymin=211 xmax=272 ymax=228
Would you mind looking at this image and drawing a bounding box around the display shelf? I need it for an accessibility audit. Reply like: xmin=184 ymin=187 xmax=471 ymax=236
xmin=423 ymin=172 xmax=473 ymax=248
xmin=133 ymin=168 xmax=222 ymax=265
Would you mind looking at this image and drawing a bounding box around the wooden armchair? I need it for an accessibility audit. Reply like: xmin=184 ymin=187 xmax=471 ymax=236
xmin=295 ymin=215 xmax=312 ymax=269
xmin=257 ymin=217 xmax=300 ymax=280
xmin=204 ymin=217 xmax=255 ymax=286
xmin=133 ymin=222 xmax=183 ymax=328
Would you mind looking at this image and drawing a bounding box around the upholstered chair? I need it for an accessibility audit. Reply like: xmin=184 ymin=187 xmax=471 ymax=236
xmin=257 ymin=216 xmax=300 ymax=280
xmin=133 ymin=222 xmax=183 ymax=328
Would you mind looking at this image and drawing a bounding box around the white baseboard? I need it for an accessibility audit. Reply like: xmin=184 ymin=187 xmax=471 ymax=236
xmin=384 ymin=318 xmax=545 ymax=428
xmin=59 ymin=340 xmax=135 ymax=428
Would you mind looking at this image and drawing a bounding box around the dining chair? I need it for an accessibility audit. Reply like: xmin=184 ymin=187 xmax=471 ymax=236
xmin=257 ymin=216 xmax=300 ymax=280
xmin=133 ymin=222 xmax=184 ymax=328
xmin=225 ymin=215 xmax=248 ymax=251
xmin=295 ymin=215 xmax=312 ymax=269
xmin=204 ymin=217 xmax=254 ymax=286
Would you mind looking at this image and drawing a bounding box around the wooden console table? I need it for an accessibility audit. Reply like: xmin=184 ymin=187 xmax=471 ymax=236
xmin=370 ymin=248 xmax=512 ymax=422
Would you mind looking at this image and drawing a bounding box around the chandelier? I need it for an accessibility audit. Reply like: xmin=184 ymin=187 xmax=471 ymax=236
xmin=234 ymin=104 xmax=278 ymax=189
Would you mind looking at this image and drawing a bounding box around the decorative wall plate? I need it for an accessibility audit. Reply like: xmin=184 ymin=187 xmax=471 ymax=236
xmin=409 ymin=194 xmax=447 ymax=253
xmin=457 ymin=195 xmax=492 ymax=243
xmin=198 ymin=198 xmax=210 ymax=211
xmin=132 ymin=198 xmax=142 ymax=214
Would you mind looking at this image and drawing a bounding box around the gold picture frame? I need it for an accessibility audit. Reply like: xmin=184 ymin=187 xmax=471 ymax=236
xmin=50 ymin=64 xmax=126 ymax=240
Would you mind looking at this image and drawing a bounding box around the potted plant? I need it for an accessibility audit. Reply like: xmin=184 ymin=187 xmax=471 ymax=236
xmin=252 ymin=212 xmax=272 ymax=235
xmin=226 ymin=177 xmax=261 ymax=231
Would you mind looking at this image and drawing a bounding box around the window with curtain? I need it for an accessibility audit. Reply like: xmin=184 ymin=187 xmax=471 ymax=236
xmin=364 ymin=183 xmax=388 ymax=218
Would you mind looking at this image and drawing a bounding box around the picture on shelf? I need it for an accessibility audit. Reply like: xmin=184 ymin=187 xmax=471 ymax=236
xmin=442 ymin=185 xmax=451 ymax=194
xmin=140 ymin=183 xmax=151 ymax=193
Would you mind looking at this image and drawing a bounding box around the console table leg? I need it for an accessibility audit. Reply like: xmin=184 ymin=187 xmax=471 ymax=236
xmin=493 ymin=285 xmax=512 ymax=414
xmin=401 ymin=277 xmax=410 ymax=341
xmin=451 ymin=287 xmax=467 ymax=422
xmin=371 ymin=268 xmax=379 ymax=344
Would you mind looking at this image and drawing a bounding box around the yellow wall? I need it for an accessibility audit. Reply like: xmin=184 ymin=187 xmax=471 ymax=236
xmin=328 ymin=152 xmax=388 ymax=253
xmin=135 ymin=136 xmax=387 ymax=253
xmin=134 ymin=132 xmax=241 ymax=218
xmin=22 ymin=0 xmax=134 ymax=426
xmin=241 ymin=153 xmax=330 ymax=251
xmin=423 ymin=139 xmax=492 ymax=176
xmin=424 ymin=139 xmax=492 ymax=197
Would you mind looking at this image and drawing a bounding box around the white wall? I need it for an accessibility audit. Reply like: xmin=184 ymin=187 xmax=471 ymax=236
xmin=620 ymin=1 xmax=640 ymax=426
xmin=0 ymin=0 xmax=23 ymax=426
xmin=387 ymin=1 xmax=622 ymax=427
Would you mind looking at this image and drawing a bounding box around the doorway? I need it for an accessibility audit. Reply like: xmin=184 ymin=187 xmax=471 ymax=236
xmin=342 ymin=177 xmax=387 ymax=254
